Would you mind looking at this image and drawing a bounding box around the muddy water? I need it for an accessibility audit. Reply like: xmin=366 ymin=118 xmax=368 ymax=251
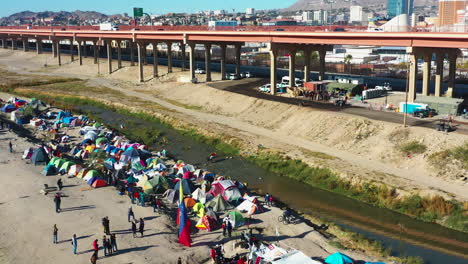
xmin=79 ymin=105 xmax=468 ymax=264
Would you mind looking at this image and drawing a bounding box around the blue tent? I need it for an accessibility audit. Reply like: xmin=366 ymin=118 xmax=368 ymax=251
xmin=325 ymin=252 xmax=354 ymax=264
xmin=56 ymin=111 xmax=71 ymax=120
xmin=105 ymin=145 xmax=116 ymax=153
xmin=87 ymin=177 xmax=97 ymax=185
xmin=31 ymin=147 xmax=49 ymax=166
xmin=1 ymin=104 xmax=16 ymax=113
xmin=82 ymin=138 xmax=93 ymax=145
xmin=41 ymin=164 xmax=57 ymax=176
xmin=62 ymin=117 xmax=77 ymax=124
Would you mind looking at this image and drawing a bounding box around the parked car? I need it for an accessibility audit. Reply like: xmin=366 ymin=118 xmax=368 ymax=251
xmin=258 ymin=84 xmax=282 ymax=93
xmin=195 ymin=68 xmax=206 ymax=74
xmin=227 ymin=73 xmax=240 ymax=80
xmin=412 ymin=108 xmax=437 ymax=118
xmin=244 ymin=72 xmax=253 ymax=78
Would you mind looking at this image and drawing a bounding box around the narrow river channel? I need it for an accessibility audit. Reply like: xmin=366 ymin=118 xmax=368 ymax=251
xmin=78 ymin=105 xmax=468 ymax=264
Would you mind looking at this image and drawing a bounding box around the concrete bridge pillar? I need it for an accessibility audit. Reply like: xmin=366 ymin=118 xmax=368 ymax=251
xmin=204 ymin=43 xmax=212 ymax=82
xmin=56 ymin=41 xmax=61 ymax=66
xmin=77 ymin=41 xmax=83 ymax=66
xmin=12 ymin=39 xmax=17 ymax=50
xmin=117 ymin=40 xmax=122 ymax=69
xmin=22 ymin=39 xmax=28 ymax=52
xmin=93 ymin=41 xmax=98 ymax=64
xmin=303 ymin=48 xmax=311 ymax=82
xmin=52 ymin=40 xmax=57 ymax=57
xmin=167 ymin=42 xmax=173 ymax=73
xmin=152 ymin=42 xmax=158 ymax=78
xmin=130 ymin=41 xmax=135 ymax=66
xmin=106 ymin=41 xmax=113 ymax=74
xmin=83 ymin=41 xmax=87 ymax=58
xmin=408 ymin=53 xmax=417 ymax=102
xmin=434 ymin=52 xmax=444 ymax=97
xmin=289 ymin=48 xmax=297 ymax=88
xmin=319 ymin=49 xmax=327 ymax=81
xmin=137 ymin=42 xmax=144 ymax=82
xmin=181 ymin=43 xmax=186 ymax=71
xmin=69 ymin=39 xmax=74 ymax=62
xmin=422 ymin=53 xmax=431 ymax=96
xmin=220 ymin=43 xmax=227 ymax=80
xmin=189 ymin=43 xmax=196 ymax=81
xmin=36 ymin=39 xmax=42 ymax=54
xmin=447 ymin=50 xmax=458 ymax=98
xmin=235 ymin=43 xmax=242 ymax=79
xmin=143 ymin=44 xmax=148 ymax=65
xmin=270 ymin=45 xmax=278 ymax=95
xmin=1 ymin=39 xmax=5 ymax=49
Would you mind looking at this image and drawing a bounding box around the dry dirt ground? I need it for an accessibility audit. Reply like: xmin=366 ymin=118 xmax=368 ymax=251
xmin=0 ymin=96 xmax=379 ymax=264
xmin=0 ymin=49 xmax=466 ymax=203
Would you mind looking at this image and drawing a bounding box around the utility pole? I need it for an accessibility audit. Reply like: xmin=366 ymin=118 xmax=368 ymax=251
xmin=403 ymin=60 xmax=410 ymax=127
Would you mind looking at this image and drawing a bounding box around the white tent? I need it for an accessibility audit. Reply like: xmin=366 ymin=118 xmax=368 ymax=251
xmin=237 ymin=200 xmax=258 ymax=215
xmin=271 ymin=250 xmax=320 ymax=264
xmin=192 ymin=188 xmax=207 ymax=204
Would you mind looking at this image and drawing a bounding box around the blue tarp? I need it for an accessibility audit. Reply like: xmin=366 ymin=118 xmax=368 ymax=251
xmin=62 ymin=117 xmax=77 ymax=124
xmin=1 ymin=104 xmax=16 ymax=113
xmin=57 ymin=111 xmax=71 ymax=120
xmin=325 ymin=252 xmax=354 ymax=264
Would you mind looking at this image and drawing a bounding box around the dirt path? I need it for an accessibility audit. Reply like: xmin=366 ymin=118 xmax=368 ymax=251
xmin=0 ymin=50 xmax=466 ymax=202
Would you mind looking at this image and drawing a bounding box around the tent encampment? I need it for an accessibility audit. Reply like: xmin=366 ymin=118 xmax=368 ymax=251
xmin=120 ymin=147 xmax=140 ymax=164
xmin=204 ymin=195 xmax=233 ymax=212
xmin=173 ymin=178 xmax=196 ymax=196
xmin=208 ymin=180 xmax=242 ymax=202
xmin=31 ymin=147 xmax=49 ymax=165
xmin=325 ymin=252 xmax=354 ymax=264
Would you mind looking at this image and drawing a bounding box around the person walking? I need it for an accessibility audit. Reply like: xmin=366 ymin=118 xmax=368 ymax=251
xmin=153 ymin=198 xmax=161 ymax=213
xmin=222 ymin=221 xmax=226 ymax=237
xmin=227 ymin=221 xmax=233 ymax=238
xmin=264 ymin=193 xmax=270 ymax=207
xmin=107 ymin=236 xmax=113 ymax=255
xmin=131 ymin=221 xmax=137 ymax=238
xmin=139 ymin=218 xmax=145 ymax=237
xmin=110 ymin=233 xmax=117 ymax=252
xmin=54 ymin=193 xmax=61 ymax=213
xmin=90 ymin=252 xmax=97 ymax=264
xmin=71 ymin=234 xmax=78 ymax=255
xmin=128 ymin=206 xmax=135 ymax=222
xmin=53 ymin=224 xmax=58 ymax=244
xmin=101 ymin=217 xmax=107 ymax=234
xmin=177 ymin=257 xmax=182 ymax=264
xmin=9 ymin=141 xmax=13 ymax=153
xmin=92 ymin=239 xmax=99 ymax=259
xmin=57 ymin=178 xmax=63 ymax=191
xmin=128 ymin=188 xmax=135 ymax=204
xmin=104 ymin=217 xmax=110 ymax=235
xmin=102 ymin=236 xmax=108 ymax=256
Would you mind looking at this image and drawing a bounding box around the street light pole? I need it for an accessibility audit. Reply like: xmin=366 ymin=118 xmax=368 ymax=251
xmin=403 ymin=59 xmax=411 ymax=127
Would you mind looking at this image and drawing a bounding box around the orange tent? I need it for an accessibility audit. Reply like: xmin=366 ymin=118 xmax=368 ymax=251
xmin=184 ymin=197 xmax=197 ymax=208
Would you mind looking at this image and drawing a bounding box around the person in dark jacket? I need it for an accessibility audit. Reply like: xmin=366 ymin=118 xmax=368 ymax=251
xmin=57 ymin=178 xmax=63 ymax=191
xmin=128 ymin=206 xmax=135 ymax=222
xmin=139 ymin=218 xmax=145 ymax=237
xmin=53 ymin=224 xmax=58 ymax=244
xmin=110 ymin=233 xmax=117 ymax=252
xmin=227 ymin=221 xmax=233 ymax=238
xmin=131 ymin=221 xmax=137 ymax=238
xmin=54 ymin=193 xmax=61 ymax=213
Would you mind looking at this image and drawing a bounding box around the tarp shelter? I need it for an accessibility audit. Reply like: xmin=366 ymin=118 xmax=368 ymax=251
xmin=62 ymin=117 xmax=77 ymax=124
xmin=41 ymin=164 xmax=56 ymax=176
xmin=14 ymin=99 xmax=27 ymax=107
xmin=104 ymin=158 xmax=116 ymax=170
xmin=164 ymin=189 xmax=178 ymax=204
xmin=56 ymin=111 xmax=71 ymax=120
xmin=92 ymin=179 xmax=108 ymax=188
xmin=271 ymin=250 xmax=320 ymax=264
xmin=325 ymin=252 xmax=354 ymax=264
xmin=237 ymin=200 xmax=260 ymax=215
xmin=204 ymin=195 xmax=233 ymax=212
xmin=1 ymin=104 xmax=16 ymax=113
xmin=31 ymin=147 xmax=49 ymax=165
xmin=29 ymin=99 xmax=48 ymax=111
xmin=22 ymin=147 xmax=33 ymax=159
xmin=208 ymin=180 xmax=242 ymax=202
xmin=84 ymin=131 xmax=98 ymax=141
xmin=173 ymin=178 xmax=196 ymax=196
xmin=120 ymin=148 xmax=140 ymax=164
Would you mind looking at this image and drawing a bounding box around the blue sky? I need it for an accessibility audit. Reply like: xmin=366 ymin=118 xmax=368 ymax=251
xmin=1 ymin=0 xmax=297 ymax=17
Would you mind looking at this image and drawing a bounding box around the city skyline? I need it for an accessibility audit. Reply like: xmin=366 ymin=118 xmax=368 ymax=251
xmin=0 ymin=0 xmax=297 ymax=18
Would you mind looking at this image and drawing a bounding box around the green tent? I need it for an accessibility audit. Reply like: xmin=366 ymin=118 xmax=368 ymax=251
xmin=53 ymin=158 xmax=66 ymax=169
xmin=48 ymin=157 xmax=60 ymax=166
xmin=228 ymin=211 xmax=245 ymax=228
xmin=93 ymin=122 xmax=102 ymax=128
xmin=127 ymin=176 xmax=138 ymax=184
xmin=132 ymin=161 xmax=145 ymax=171
xmin=86 ymin=170 xmax=100 ymax=178
xmin=143 ymin=181 xmax=155 ymax=194
xmin=96 ymin=137 xmax=108 ymax=145
xmin=205 ymin=195 xmax=233 ymax=212
xmin=60 ymin=161 xmax=75 ymax=172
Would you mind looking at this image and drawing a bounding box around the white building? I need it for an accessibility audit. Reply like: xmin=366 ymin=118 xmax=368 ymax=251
xmin=313 ymin=10 xmax=328 ymax=24
xmin=214 ymin=10 xmax=226 ymax=15
xmin=302 ymin=11 xmax=314 ymax=22
xmin=349 ymin=6 xmax=369 ymax=23
xmin=246 ymin=8 xmax=255 ymax=15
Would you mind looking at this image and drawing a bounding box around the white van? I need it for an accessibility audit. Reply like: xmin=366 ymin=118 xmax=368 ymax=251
xmin=279 ymin=76 xmax=303 ymax=87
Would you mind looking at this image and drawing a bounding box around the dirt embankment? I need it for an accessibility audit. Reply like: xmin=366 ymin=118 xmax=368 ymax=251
xmin=0 ymin=49 xmax=467 ymax=202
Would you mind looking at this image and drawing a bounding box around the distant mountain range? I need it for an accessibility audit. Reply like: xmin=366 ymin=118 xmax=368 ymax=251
xmin=0 ymin=10 xmax=121 ymax=23
xmin=286 ymin=0 xmax=439 ymax=11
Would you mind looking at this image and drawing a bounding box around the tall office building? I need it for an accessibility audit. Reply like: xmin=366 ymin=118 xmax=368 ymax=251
xmin=387 ymin=0 xmax=414 ymax=18
xmin=438 ymin=0 xmax=467 ymax=27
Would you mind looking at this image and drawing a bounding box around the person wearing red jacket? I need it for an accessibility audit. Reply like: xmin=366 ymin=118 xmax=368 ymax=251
xmin=92 ymin=239 xmax=99 ymax=259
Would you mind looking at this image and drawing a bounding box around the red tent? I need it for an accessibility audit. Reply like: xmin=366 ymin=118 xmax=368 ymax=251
xmin=92 ymin=179 xmax=108 ymax=188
